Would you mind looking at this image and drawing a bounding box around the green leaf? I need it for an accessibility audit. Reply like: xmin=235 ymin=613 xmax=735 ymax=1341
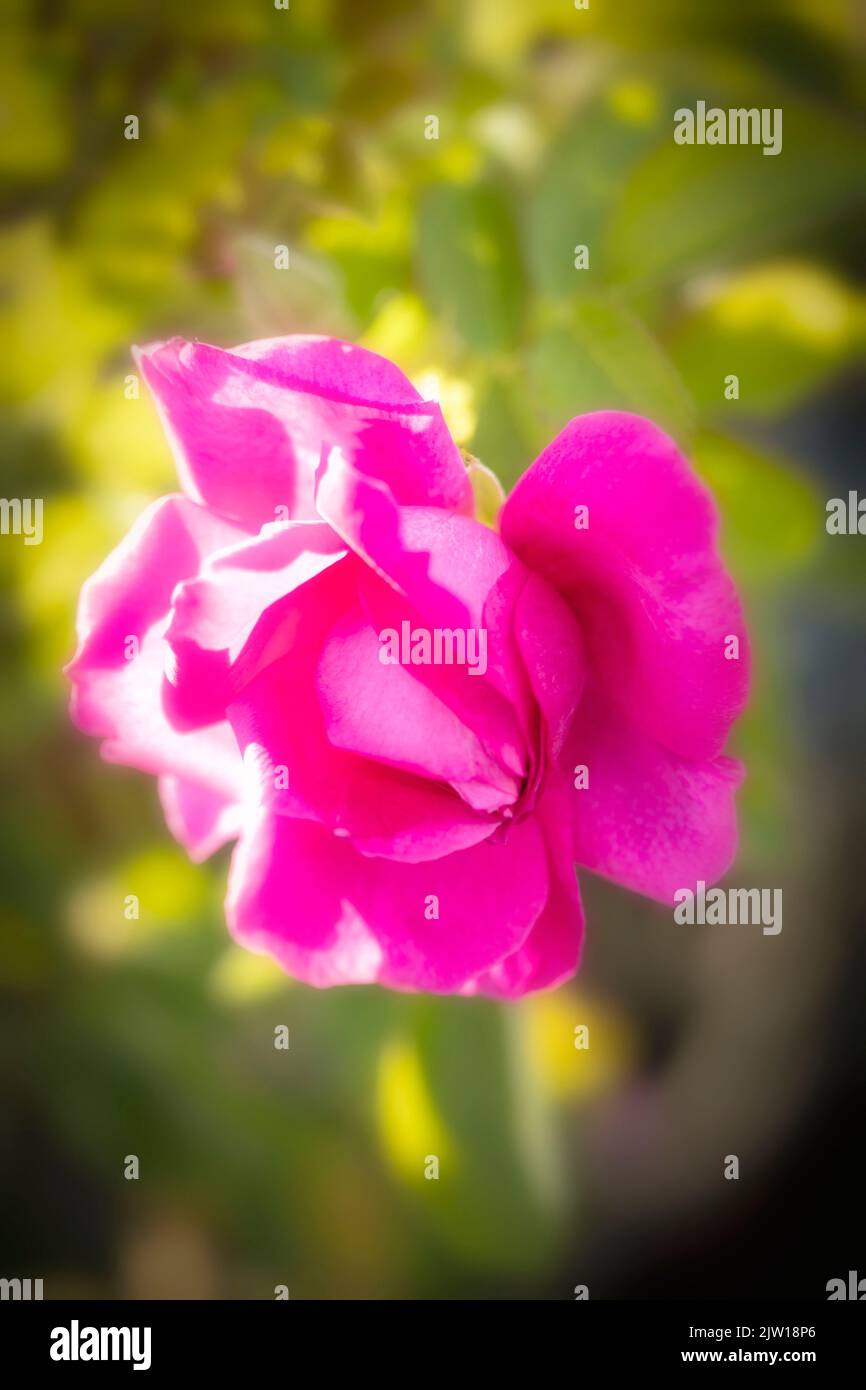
xmin=527 ymin=292 xmax=696 ymax=446
xmin=379 ymin=998 xmax=562 ymax=1276
xmin=668 ymin=261 xmax=866 ymax=414
xmin=607 ymin=102 xmax=866 ymax=286
xmin=469 ymin=371 xmax=540 ymax=489
xmin=416 ymin=182 xmax=524 ymax=351
xmin=692 ymin=430 xmax=821 ymax=586
xmin=528 ymin=92 xmax=666 ymax=297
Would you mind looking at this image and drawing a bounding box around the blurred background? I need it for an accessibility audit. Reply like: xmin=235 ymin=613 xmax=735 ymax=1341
xmin=1 ymin=0 xmax=865 ymax=1299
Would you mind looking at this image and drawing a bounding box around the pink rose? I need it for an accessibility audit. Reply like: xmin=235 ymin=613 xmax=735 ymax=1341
xmin=67 ymin=336 xmax=749 ymax=997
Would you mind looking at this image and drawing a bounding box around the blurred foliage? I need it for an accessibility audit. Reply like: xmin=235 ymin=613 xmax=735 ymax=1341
xmin=1 ymin=0 xmax=864 ymax=1297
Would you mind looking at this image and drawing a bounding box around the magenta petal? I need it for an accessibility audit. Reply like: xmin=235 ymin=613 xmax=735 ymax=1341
xmin=467 ymin=772 xmax=584 ymax=998
xmin=314 ymin=447 xmax=471 ymax=627
xmin=159 ymin=775 xmax=242 ymax=862
xmin=230 ymin=655 xmax=498 ymax=864
xmin=137 ymin=336 xmax=471 ymax=529
xmin=317 ymin=450 xmax=532 ymax=774
xmin=317 ymin=608 xmax=521 ymax=812
xmin=514 ymin=572 xmax=586 ymax=760
xmin=68 ymin=493 xmax=248 ymax=679
xmin=315 ymin=449 xmax=517 ymax=651
xmin=232 ymin=334 xmax=426 ymax=401
xmin=470 ymin=865 xmax=582 ymax=998
xmin=224 ymin=559 xmax=497 ymax=861
xmin=566 ymin=679 xmax=743 ymax=905
xmin=66 ymin=494 xmax=247 ymax=801
xmin=501 ymin=411 xmax=749 ymax=762
xmin=164 ymin=521 xmax=347 ymax=727
xmin=226 ymin=810 xmax=548 ymax=992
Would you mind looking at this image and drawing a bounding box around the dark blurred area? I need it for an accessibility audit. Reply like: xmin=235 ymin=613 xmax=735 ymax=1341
xmin=1 ymin=0 xmax=864 ymax=1299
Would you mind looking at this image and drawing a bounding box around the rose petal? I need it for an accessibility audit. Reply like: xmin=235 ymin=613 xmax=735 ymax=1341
xmin=159 ymin=775 xmax=243 ymax=862
xmin=163 ymin=520 xmax=348 ymax=728
xmin=226 ymin=562 xmax=498 ymax=862
xmin=565 ymin=678 xmax=743 ymax=904
xmin=66 ymin=494 xmax=248 ymax=801
xmin=514 ymin=572 xmax=586 ymax=761
xmin=226 ymin=808 xmax=549 ymax=992
xmin=467 ymin=771 xmax=584 ymax=997
xmin=316 ymin=447 xmax=532 ymax=776
xmin=317 ymin=607 xmax=521 ymax=813
xmin=137 ymin=336 xmax=472 ymax=528
xmin=501 ymin=411 xmax=749 ymax=761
